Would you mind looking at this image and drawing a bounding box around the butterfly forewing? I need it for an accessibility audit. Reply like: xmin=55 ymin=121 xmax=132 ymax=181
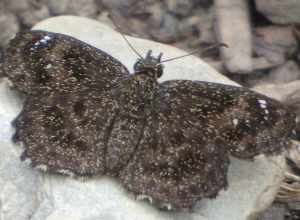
xmin=159 ymin=80 xmax=295 ymax=158
xmin=3 ymin=31 xmax=129 ymax=95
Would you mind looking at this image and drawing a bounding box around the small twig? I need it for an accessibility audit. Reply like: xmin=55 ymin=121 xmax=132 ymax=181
xmin=281 ymin=183 xmax=300 ymax=193
xmin=285 ymin=171 xmax=300 ymax=182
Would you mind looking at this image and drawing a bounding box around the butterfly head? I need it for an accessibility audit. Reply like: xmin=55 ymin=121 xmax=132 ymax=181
xmin=134 ymin=50 xmax=164 ymax=79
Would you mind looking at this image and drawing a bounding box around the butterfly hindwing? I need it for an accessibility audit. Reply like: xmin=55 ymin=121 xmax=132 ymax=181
xmin=14 ymin=90 xmax=120 ymax=176
xmin=119 ymin=80 xmax=231 ymax=209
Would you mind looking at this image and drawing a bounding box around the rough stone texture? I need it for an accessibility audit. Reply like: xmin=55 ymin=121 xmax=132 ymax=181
xmin=255 ymin=0 xmax=300 ymax=25
xmin=2 ymin=0 xmax=30 ymax=13
xmin=251 ymin=57 xmax=278 ymax=71
xmin=215 ymin=0 xmax=252 ymax=73
xmin=166 ymin=0 xmax=194 ymax=17
xmin=177 ymin=7 xmax=216 ymax=46
xmin=249 ymin=61 xmax=300 ymax=87
xmin=253 ymin=26 xmax=297 ymax=66
xmin=257 ymin=204 xmax=286 ymax=220
xmin=0 ymin=0 xmax=50 ymax=27
xmin=267 ymin=61 xmax=300 ymax=85
xmin=150 ymin=13 xmax=179 ymax=43
xmin=287 ymin=142 xmax=300 ymax=174
xmin=19 ymin=3 xmax=50 ymax=27
xmin=253 ymin=80 xmax=300 ymax=102
xmin=47 ymin=0 xmax=98 ymax=17
xmin=0 ymin=16 xmax=287 ymax=220
xmin=0 ymin=13 xmax=19 ymax=48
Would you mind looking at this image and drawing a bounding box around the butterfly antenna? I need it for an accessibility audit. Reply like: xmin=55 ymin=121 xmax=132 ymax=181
xmin=108 ymin=14 xmax=144 ymax=59
xmin=160 ymin=43 xmax=228 ymax=63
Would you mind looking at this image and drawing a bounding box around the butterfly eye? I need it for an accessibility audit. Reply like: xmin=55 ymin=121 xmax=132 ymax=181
xmin=156 ymin=65 xmax=164 ymax=78
xmin=133 ymin=59 xmax=143 ymax=72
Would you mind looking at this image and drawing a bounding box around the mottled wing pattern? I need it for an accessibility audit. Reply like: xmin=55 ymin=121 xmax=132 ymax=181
xmin=104 ymin=76 xmax=148 ymax=175
xmin=119 ymin=80 xmax=295 ymax=209
xmin=2 ymin=30 xmax=129 ymax=95
xmin=216 ymin=86 xmax=295 ymax=159
xmin=158 ymin=81 xmax=295 ymax=158
xmin=4 ymin=31 xmax=130 ymax=176
xmin=13 ymin=90 xmax=120 ymax=176
xmin=120 ymin=80 xmax=230 ymax=209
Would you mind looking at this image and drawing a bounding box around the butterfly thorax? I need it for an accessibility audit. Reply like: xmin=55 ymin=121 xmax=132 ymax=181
xmin=113 ymin=50 xmax=163 ymax=117
xmin=115 ymin=73 xmax=159 ymax=117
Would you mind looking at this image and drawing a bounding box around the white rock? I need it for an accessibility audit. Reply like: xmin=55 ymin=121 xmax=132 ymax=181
xmin=0 ymin=16 xmax=286 ymax=220
xmin=253 ymin=80 xmax=300 ymax=102
xmin=0 ymin=79 xmax=43 ymax=220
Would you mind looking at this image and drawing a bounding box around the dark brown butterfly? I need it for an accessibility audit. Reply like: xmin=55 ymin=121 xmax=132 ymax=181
xmin=1 ymin=30 xmax=296 ymax=210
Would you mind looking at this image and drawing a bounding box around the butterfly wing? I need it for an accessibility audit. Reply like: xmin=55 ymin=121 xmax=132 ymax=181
xmin=4 ymin=30 xmax=131 ymax=176
xmin=119 ymin=80 xmax=295 ymax=209
xmin=13 ymin=90 xmax=120 ymax=176
xmin=158 ymin=80 xmax=295 ymax=158
xmin=119 ymin=80 xmax=230 ymax=209
xmin=2 ymin=30 xmax=129 ymax=95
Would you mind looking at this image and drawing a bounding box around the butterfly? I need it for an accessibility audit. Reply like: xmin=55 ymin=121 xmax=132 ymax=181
xmin=1 ymin=30 xmax=296 ymax=210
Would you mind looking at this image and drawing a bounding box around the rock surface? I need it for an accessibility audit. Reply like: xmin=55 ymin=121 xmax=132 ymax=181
xmin=0 ymin=16 xmax=287 ymax=220
xmin=18 ymin=2 xmax=50 ymax=27
xmin=253 ymin=80 xmax=300 ymax=102
xmin=255 ymin=0 xmax=300 ymax=24
xmin=253 ymin=26 xmax=297 ymax=66
xmin=265 ymin=61 xmax=300 ymax=85
xmin=215 ymin=0 xmax=252 ymax=73
xmin=47 ymin=0 xmax=98 ymax=17
xmin=248 ymin=61 xmax=300 ymax=87
xmin=257 ymin=204 xmax=286 ymax=220
xmin=0 ymin=12 xmax=19 ymax=48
